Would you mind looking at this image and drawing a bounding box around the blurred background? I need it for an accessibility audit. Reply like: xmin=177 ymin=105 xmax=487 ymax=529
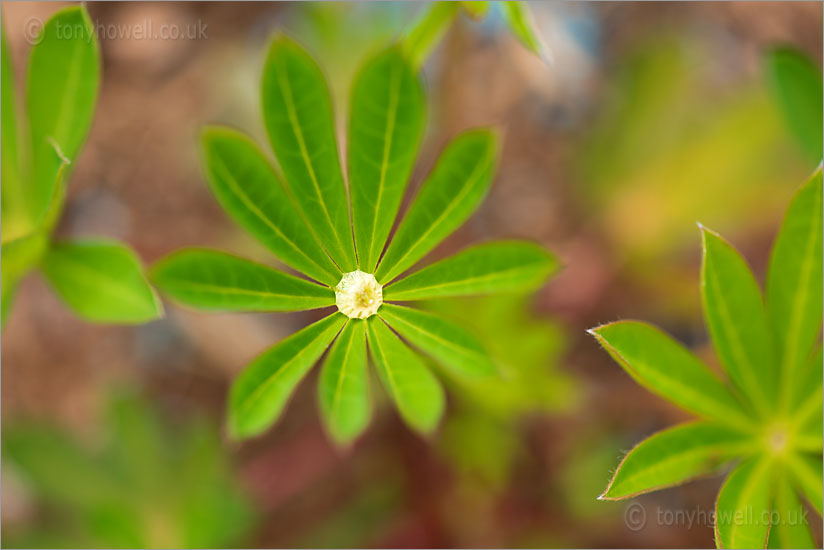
xmin=1 ymin=2 xmax=821 ymax=548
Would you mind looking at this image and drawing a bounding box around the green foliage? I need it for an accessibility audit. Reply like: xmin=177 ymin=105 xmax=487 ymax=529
xmin=765 ymin=47 xmax=823 ymax=163
xmin=402 ymin=1 xmax=545 ymax=69
xmin=349 ymin=46 xmax=426 ymax=273
xmin=151 ymin=249 xmax=335 ymax=312
xmin=2 ymin=392 xmax=255 ymax=548
xmin=41 ymin=241 xmax=162 ymax=324
xmin=0 ymin=6 xmax=160 ymax=327
xmin=591 ymin=168 xmax=823 ymax=549
xmin=153 ymin=35 xmax=556 ymax=444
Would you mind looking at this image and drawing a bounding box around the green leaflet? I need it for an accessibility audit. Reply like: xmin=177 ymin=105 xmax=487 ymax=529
xmin=200 ymin=127 xmax=341 ymax=287
xmin=26 ymin=6 xmax=100 ymax=228
xmin=1 ymin=231 xmax=48 ymax=326
xmin=715 ymin=458 xmax=772 ymax=550
xmin=1 ymin=22 xmax=25 ymax=240
xmin=379 ymin=303 xmax=496 ymax=378
xmin=600 ymin=421 xmax=753 ymax=500
xmin=366 ymin=316 xmax=444 ymax=434
xmin=151 ymin=248 xmax=335 ymax=312
xmin=261 ymin=36 xmax=356 ymax=272
xmin=700 ymin=226 xmax=775 ymax=413
xmin=787 ymin=454 xmax=823 ymax=515
xmin=318 ymin=319 xmax=370 ymax=444
xmin=766 ymin=168 xmax=823 ymax=411
xmin=384 ymin=241 xmax=558 ymax=301
xmin=765 ymin=47 xmax=823 ymax=163
xmin=589 ymin=321 xmax=751 ymax=429
xmin=348 ymin=46 xmax=426 ymax=273
xmin=401 ymin=2 xmax=460 ymax=69
xmin=793 ymin=346 xmax=823 ymax=446
xmin=41 ymin=240 xmax=162 ymax=324
xmin=460 ymin=1 xmax=490 ymax=19
xmin=2 ymin=423 xmax=119 ymax=509
xmin=376 ymin=129 xmax=499 ymax=284
xmin=500 ymin=1 xmax=546 ymax=61
xmin=228 ymin=313 xmax=346 ymax=439
xmin=767 ymin=472 xmax=816 ymax=549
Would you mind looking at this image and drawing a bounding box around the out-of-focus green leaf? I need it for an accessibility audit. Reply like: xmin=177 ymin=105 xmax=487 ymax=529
xmin=766 ymin=47 xmax=823 ymax=163
xmin=379 ymin=303 xmax=496 ymax=378
xmin=41 ymin=240 xmax=162 ymax=324
xmin=1 ymin=22 xmax=26 ymax=240
xmin=767 ymin=472 xmax=816 ymax=549
xmin=401 ymin=2 xmax=460 ymax=69
xmin=200 ymin=127 xmax=341 ymax=287
xmin=318 ymin=319 xmax=370 ymax=444
xmin=151 ymin=248 xmax=334 ymax=312
xmin=1 ymin=231 xmax=48 ymax=326
xmin=589 ymin=321 xmax=751 ymax=429
xmin=766 ymin=168 xmax=823 ymax=410
xmin=261 ymin=36 xmax=356 ymax=272
xmin=500 ymin=1 xmax=545 ymax=60
xmin=349 ymin=47 xmax=426 ymax=273
xmin=228 ymin=313 xmax=346 ymax=439
xmin=461 ymin=1 xmax=490 ymax=19
xmin=700 ymin=226 xmax=775 ymax=412
xmin=376 ymin=129 xmax=498 ymax=284
xmin=787 ymin=454 xmax=823 ymax=515
xmin=425 ymin=294 xmax=576 ymax=419
xmin=384 ymin=241 xmax=557 ymax=301
xmin=3 ymin=424 xmax=117 ymax=508
xmin=715 ymin=458 xmax=772 ymax=549
xmin=600 ymin=421 xmax=753 ymax=500
xmin=26 ymin=6 xmax=100 ymax=227
xmin=366 ymin=316 xmax=444 ymax=433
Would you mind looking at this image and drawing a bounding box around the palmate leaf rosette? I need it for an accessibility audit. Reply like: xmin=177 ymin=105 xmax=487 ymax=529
xmin=152 ymin=35 xmax=558 ymax=445
xmin=590 ymin=168 xmax=823 ymax=549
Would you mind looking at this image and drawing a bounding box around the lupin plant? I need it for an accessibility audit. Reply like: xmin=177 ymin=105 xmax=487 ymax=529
xmin=590 ymin=168 xmax=822 ymax=549
xmin=152 ymin=35 xmax=557 ymax=444
xmin=1 ymin=6 xmax=161 ymax=327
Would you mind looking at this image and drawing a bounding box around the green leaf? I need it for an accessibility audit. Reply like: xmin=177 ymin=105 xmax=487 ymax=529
xmin=589 ymin=321 xmax=751 ymax=429
xmin=1 ymin=22 xmax=26 ymax=240
xmin=151 ymin=248 xmax=335 ymax=312
xmin=376 ymin=129 xmax=499 ymax=284
xmin=26 ymin=5 xmax=100 ymax=226
xmin=767 ymin=472 xmax=816 ymax=549
xmin=500 ymin=1 xmax=546 ymax=61
xmin=766 ymin=168 xmax=823 ymax=411
xmin=349 ymin=47 xmax=426 ymax=273
xmin=461 ymin=2 xmax=490 ymax=19
xmin=715 ymin=458 xmax=772 ymax=550
xmin=261 ymin=36 xmax=356 ymax=272
xmin=318 ymin=319 xmax=370 ymax=444
xmin=699 ymin=225 xmax=775 ymax=412
xmin=600 ymin=421 xmax=753 ymax=500
xmin=228 ymin=312 xmax=346 ymax=439
xmin=765 ymin=47 xmax=823 ymax=163
xmin=787 ymin=454 xmax=823 ymax=515
xmin=379 ymin=303 xmax=496 ymax=378
xmin=1 ymin=231 xmax=48 ymax=326
xmin=793 ymin=346 xmax=822 ymax=447
xmin=365 ymin=316 xmax=444 ymax=434
xmin=200 ymin=127 xmax=341 ymax=287
xmin=384 ymin=241 xmax=557 ymax=301
xmin=41 ymin=240 xmax=162 ymax=324
xmin=401 ymin=2 xmax=460 ymax=69
xmin=3 ymin=423 xmax=117 ymax=509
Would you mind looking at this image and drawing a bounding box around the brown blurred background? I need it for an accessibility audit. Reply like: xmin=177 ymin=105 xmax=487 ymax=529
xmin=2 ymin=2 xmax=822 ymax=548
